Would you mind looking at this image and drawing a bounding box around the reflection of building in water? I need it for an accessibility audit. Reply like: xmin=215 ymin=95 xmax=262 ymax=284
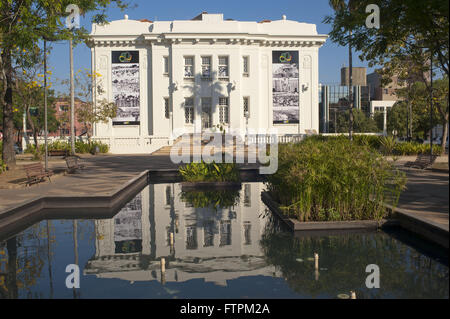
xmin=84 ymin=183 xmax=280 ymax=286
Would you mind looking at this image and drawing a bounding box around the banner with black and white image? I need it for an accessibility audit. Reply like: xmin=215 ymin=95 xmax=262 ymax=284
xmin=112 ymin=51 xmax=140 ymax=125
xmin=272 ymin=51 xmax=299 ymax=124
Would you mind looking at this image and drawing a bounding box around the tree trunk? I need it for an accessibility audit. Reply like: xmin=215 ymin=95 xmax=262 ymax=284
xmin=1 ymin=49 xmax=16 ymax=167
xmin=348 ymin=30 xmax=354 ymax=141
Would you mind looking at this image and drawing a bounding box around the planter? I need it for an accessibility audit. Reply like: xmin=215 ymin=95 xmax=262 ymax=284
xmin=261 ymin=191 xmax=396 ymax=232
xmin=181 ymin=181 xmax=241 ymax=191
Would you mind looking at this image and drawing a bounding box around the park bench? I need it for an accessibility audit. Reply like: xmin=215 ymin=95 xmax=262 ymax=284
xmin=48 ymin=149 xmax=69 ymax=157
xmin=404 ymin=154 xmax=438 ymax=169
xmin=24 ymin=163 xmax=53 ymax=186
xmin=65 ymin=155 xmax=86 ymax=173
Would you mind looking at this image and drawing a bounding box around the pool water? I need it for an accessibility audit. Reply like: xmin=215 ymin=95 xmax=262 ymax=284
xmin=0 ymin=182 xmax=448 ymax=299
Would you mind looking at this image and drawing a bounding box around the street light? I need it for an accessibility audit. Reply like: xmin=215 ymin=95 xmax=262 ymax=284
xmin=42 ymin=35 xmax=59 ymax=172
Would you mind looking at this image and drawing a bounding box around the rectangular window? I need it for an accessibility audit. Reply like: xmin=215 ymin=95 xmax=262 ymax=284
xmin=243 ymin=97 xmax=250 ymax=118
xmin=186 ymin=226 xmax=197 ymax=250
xmin=219 ymin=220 xmax=231 ymax=246
xmin=184 ymin=97 xmax=194 ymax=124
xmin=164 ymin=97 xmax=170 ymax=119
xmin=219 ymin=97 xmax=229 ymax=124
xmin=184 ymin=56 xmax=194 ymax=79
xmin=163 ymin=56 xmax=169 ymax=75
xmin=243 ymin=221 xmax=251 ymax=245
xmin=203 ymin=222 xmax=215 ymax=247
xmin=243 ymin=56 xmax=249 ymax=76
xmin=201 ymin=56 xmax=211 ymax=79
xmin=201 ymin=98 xmax=212 ymax=129
xmin=244 ymin=184 xmax=251 ymax=207
xmin=218 ymin=56 xmax=229 ymax=80
xmin=165 ymin=186 xmax=171 ymax=206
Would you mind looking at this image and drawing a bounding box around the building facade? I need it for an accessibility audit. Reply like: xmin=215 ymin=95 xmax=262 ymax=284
xmin=319 ymin=84 xmax=371 ymax=133
xmin=88 ymin=13 xmax=327 ymax=153
xmin=340 ymin=67 xmax=367 ymax=87
xmin=50 ymin=98 xmax=88 ymax=138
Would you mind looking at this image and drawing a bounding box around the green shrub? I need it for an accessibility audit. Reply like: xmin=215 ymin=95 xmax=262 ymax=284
xmin=24 ymin=140 xmax=109 ymax=154
xmin=379 ymin=136 xmax=397 ymax=155
xmin=394 ymin=142 xmax=442 ymax=155
xmin=179 ymin=161 xmax=240 ymax=182
xmin=0 ymin=159 xmax=6 ymax=174
xmin=265 ymin=137 xmax=406 ymax=222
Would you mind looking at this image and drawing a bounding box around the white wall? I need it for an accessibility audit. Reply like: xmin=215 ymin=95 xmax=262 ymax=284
xmin=89 ymin=14 xmax=327 ymax=153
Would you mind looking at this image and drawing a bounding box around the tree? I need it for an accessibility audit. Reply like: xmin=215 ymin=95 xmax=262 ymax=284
xmin=14 ymin=61 xmax=59 ymax=152
xmin=336 ymin=109 xmax=379 ymax=133
xmin=0 ymin=0 xmax=129 ymax=167
xmin=324 ymin=0 xmax=449 ymax=151
xmin=395 ymin=78 xmax=448 ymax=144
xmin=61 ymin=69 xmax=117 ymax=140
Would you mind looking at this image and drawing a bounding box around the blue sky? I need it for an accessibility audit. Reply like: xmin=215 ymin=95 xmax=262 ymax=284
xmin=48 ymin=0 xmax=375 ymax=95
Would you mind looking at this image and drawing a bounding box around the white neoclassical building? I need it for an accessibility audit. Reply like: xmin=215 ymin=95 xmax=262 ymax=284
xmin=89 ymin=12 xmax=327 ymax=153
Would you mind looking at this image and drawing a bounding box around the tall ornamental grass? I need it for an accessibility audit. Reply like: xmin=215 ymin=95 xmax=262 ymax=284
xmin=265 ymin=138 xmax=406 ymax=221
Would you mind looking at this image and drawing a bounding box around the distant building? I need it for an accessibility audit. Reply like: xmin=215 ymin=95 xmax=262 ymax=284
xmin=366 ymin=68 xmax=430 ymax=101
xmin=51 ymin=97 xmax=89 ymax=137
xmin=366 ymin=72 xmax=402 ymax=101
xmin=341 ymin=67 xmax=367 ymax=86
xmin=319 ymin=84 xmax=370 ymax=133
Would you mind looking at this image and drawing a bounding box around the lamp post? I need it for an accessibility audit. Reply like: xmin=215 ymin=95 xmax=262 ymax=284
xmin=69 ymin=37 xmax=75 ymax=155
xmin=430 ymin=50 xmax=433 ymax=161
xmin=43 ymin=39 xmax=48 ymax=171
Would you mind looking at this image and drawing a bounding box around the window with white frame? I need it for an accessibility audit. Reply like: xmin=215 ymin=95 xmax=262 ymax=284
xmin=201 ymin=97 xmax=212 ymax=129
xmin=219 ymin=97 xmax=229 ymax=124
xmin=164 ymin=97 xmax=170 ymax=119
xmin=184 ymin=97 xmax=194 ymax=124
xmin=243 ymin=56 xmax=249 ymax=76
xmin=218 ymin=56 xmax=229 ymax=80
xmin=243 ymin=97 xmax=250 ymax=118
xmin=163 ymin=56 xmax=169 ymax=75
xmin=184 ymin=56 xmax=194 ymax=79
xmin=201 ymin=56 xmax=211 ymax=79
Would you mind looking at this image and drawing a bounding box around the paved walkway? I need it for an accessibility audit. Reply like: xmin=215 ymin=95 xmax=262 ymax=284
xmin=396 ymin=167 xmax=449 ymax=232
xmin=0 ymin=154 xmax=448 ymax=235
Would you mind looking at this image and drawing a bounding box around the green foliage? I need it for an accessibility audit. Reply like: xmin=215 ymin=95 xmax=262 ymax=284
xmin=324 ymin=0 xmax=448 ymax=79
xmin=179 ymin=161 xmax=240 ymax=182
xmin=24 ymin=140 xmax=109 ymax=154
xmin=394 ymin=142 xmax=442 ymax=156
xmin=0 ymin=159 xmax=6 ymax=174
xmin=180 ymin=189 xmax=241 ymax=210
xmin=379 ymin=136 xmax=397 ymax=156
xmin=333 ymin=109 xmax=380 ymax=133
xmin=265 ymin=137 xmax=406 ymax=222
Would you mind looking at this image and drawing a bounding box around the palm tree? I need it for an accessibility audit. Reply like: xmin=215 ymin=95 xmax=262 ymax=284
xmin=329 ymin=0 xmax=355 ymax=140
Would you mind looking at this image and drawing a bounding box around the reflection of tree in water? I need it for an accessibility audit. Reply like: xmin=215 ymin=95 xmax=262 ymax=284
xmin=0 ymin=222 xmax=53 ymax=299
xmin=180 ymin=189 xmax=240 ymax=211
xmin=260 ymin=220 xmax=449 ymax=298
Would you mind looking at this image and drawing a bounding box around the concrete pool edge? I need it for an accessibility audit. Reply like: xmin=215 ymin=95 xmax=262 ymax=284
xmin=0 ymin=167 xmax=261 ymax=239
xmin=0 ymin=170 xmax=150 ymax=239
xmin=261 ymin=191 xmax=449 ymax=249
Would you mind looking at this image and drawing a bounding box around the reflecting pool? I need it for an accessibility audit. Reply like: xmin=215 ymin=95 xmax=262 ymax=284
xmin=0 ymin=182 xmax=448 ymax=299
